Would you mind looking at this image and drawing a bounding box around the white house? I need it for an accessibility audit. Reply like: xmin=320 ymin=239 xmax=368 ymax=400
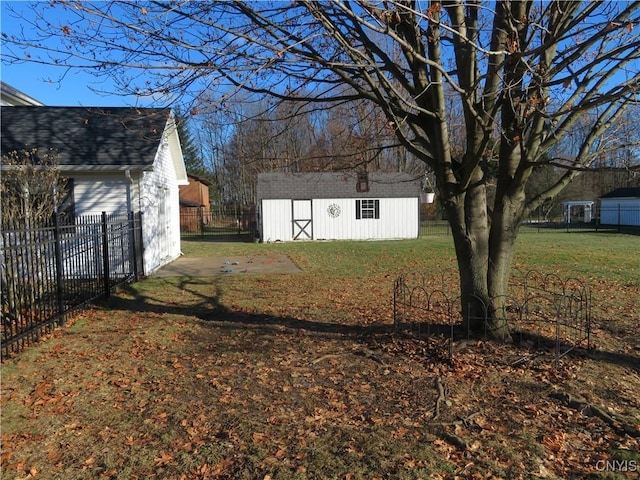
xmin=256 ymin=172 xmax=421 ymax=242
xmin=0 ymin=81 xmax=44 ymax=106
xmin=599 ymin=187 xmax=640 ymax=227
xmin=1 ymin=106 xmax=188 ymax=274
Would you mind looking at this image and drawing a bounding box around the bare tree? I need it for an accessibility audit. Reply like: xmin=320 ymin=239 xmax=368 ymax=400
xmin=1 ymin=149 xmax=66 ymax=324
xmin=4 ymin=1 xmax=639 ymax=338
xmin=1 ymin=149 xmax=65 ymax=227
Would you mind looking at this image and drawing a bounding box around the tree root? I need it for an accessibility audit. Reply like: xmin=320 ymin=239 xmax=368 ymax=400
xmin=430 ymin=411 xmax=483 ymax=427
xmin=549 ymin=391 xmax=640 ymax=438
xmin=425 ymin=377 xmax=480 ymax=451
xmin=439 ymin=431 xmax=468 ymax=450
xmin=431 ymin=376 xmax=447 ymax=421
xmin=310 ymin=353 xmax=346 ymax=365
xmin=310 ymin=348 xmax=389 ymax=367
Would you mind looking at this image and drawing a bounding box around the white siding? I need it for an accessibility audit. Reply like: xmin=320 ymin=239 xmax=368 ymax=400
xmin=261 ymin=199 xmax=293 ymax=242
xmin=69 ymin=120 xmax=184 ymax=275
xmin=261 ymin=197 xmax=419 ymax=242
xmin=139 ymin=139 xmax=182 ymax=274
xmin=314 ymin=198 xmax=419 ymax=240
xmin=73 ymin=175 xmax=130 ymax=216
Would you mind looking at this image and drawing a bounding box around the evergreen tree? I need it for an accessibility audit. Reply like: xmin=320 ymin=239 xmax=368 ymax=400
xmin=174 ymin=110 xmax=208 ymax=180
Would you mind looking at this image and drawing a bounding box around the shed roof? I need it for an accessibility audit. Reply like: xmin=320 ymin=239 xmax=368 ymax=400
xmin=600 ymin=187 xmax=640 ymax=199
xmin=1 ymin=106 xmax=171 ymax=170
xmin=257 ymin=172 xmax=422 ymax=200
xmin=187 ymin=173 xmax=213 ymax=186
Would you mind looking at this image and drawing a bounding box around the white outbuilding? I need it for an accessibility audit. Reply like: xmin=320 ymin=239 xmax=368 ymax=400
xmin=257 ymin=172 xmax=421 ymax=242
xmin=599 ymin=187 xmax=640 ymax=227
xmin=562 ymin=200 xmax=594 ymax=223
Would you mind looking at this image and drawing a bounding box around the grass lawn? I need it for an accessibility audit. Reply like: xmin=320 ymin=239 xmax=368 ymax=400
xmin=1 ymin=232 xmax=639 ymax=479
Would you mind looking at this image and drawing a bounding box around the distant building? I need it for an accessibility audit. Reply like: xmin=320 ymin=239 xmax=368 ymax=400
xmin=179 ymin=174 xmax=213 ymax=232
xmin=562 ymin=201 xmax=594 ymax=223
xmin=599 ymin=187 xmax=640 ymax=227
xmin=257 ymin=172 xmax=421 ymax=242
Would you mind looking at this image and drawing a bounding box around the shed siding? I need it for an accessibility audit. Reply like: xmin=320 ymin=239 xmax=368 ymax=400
xmin=261 ymin=199 xmax=293 ymax=242
xmin=261 ymin=197 xmax=419 ymax=242
xmin=313 ymin=198 xmax=418 ymax=240
xmin=600 ymin=198 xmax=640 ymax=226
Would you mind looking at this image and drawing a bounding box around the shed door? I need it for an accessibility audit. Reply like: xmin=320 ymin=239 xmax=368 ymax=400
xmin=292 ymin=200 xmax=312 ymax=240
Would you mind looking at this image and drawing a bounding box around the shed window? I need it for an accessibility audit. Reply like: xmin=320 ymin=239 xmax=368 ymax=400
xmin=356 ymin=199 xmax=379 ymax=219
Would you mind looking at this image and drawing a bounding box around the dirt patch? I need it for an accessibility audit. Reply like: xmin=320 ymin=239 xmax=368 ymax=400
xmin=151 ymin=254 xmax=302 ymax=277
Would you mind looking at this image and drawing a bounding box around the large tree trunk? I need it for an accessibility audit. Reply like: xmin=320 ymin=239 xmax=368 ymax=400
xmin=443 ymin=172 xmax=513 ymax=341
xmin=486 ymin=194 xmax=524 ymax=342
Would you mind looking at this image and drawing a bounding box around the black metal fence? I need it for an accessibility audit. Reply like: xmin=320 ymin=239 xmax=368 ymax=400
xmin=419 ymin=220 xmax=451 ymax=236
xmin=179 ymin=203 xmax=636 ymax=239
xmin=421 ymin=205 xmax=640 ymax=237
xmin=180 ymin=205 xmax=255 ymax=238
xmin=1 ymin=212 xmax=144 ymax=358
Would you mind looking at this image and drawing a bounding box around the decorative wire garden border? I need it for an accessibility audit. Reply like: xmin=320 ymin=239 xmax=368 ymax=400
xmin=393 ymin=268 xmax=591 ymax=366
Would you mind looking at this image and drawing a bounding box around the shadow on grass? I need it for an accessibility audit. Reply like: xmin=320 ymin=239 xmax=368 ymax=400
xmin=102 ymin=280 xmax=395 ymax=340
xmin=181 ymin=233 xmax=255 ymax=243
xmin=102 ymin=280 xmax=639 ymax=372
xmin=395 ymin=321 xmax=639 ymax=372
xmin=512 ymin=330 xmax=640 ymax=372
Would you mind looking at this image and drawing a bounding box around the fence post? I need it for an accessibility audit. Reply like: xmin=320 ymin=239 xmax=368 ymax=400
xmin=101 ymin=212 xmax=111 ymax=297
xmin=52 ymin=215 xmax=66 ymax=325
xmin=617 ymin=204 xmax=621 ymax=233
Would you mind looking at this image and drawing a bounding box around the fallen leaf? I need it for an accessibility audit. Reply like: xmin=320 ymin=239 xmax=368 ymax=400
xmin=154 ymin=451 xmax=173 ymax=466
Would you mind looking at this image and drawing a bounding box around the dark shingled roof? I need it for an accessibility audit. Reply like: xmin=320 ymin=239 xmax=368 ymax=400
xmin=1 ymin=106 xmax=171 ymax=169
xmin=600 ymin=187 xmax=640 ymax=199
xmin=187 ymin=173 xmax=213 ymax=186
xmin=257 ymin=172 xmax=422 ymax=200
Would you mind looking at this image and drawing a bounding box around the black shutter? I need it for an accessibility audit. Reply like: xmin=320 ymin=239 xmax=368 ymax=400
xmin=374 ymin=199 xmax=380 ymax=219
xmin=355 ymin=200 xmax=361 ymax=219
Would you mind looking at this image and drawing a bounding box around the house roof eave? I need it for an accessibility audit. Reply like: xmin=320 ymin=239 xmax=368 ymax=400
xmin=57 ymin=165 xmax=155 ymax=173
xmin=0 ymin=164 xmax=154 ymax=173
xmin=164 ymin=114 xmax=189 ymax=184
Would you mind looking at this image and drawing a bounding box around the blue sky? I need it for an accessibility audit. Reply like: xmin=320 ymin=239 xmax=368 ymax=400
xmin=1 ymin=63 xmax=133 ymax=107
xmin=1 ymin=1 xmax=145 ymax=107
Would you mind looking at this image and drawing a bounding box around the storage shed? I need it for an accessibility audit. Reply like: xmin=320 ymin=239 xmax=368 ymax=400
xmin=257 ymin=172 xmax=421 ymax=242
xmin=599 ymin=187 xmax=640 ymax=227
